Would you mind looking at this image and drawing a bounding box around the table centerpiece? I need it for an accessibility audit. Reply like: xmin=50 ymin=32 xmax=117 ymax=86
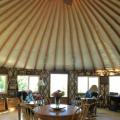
xmin=52 ymin=90 xmax=64 ymax=108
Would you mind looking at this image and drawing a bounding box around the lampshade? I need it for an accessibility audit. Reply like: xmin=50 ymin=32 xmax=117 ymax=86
xmin=38 ymin=79 xmax=45 ymax=86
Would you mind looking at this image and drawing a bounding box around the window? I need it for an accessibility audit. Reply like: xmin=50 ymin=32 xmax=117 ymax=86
xmin=78 ymin=76 xmax=99 ymax=93
xmin=78 ymin=77 xmax=88 ymax=93
xmin=0 ymin=75 xmax=7 ymax=93
xmin=89 ymin=77 xmax=99 ymax=89
xmin=109 ymin=76 xmax=120 ymax=94
xmin=17 ymin=75 xmax=39 ymax=92
xmin=50 ymin=73 xmax=68 ymax=97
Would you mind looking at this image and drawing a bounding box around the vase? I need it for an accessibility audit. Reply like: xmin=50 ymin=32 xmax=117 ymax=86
xmin=55 ymin=97 xmax=60 ymax=108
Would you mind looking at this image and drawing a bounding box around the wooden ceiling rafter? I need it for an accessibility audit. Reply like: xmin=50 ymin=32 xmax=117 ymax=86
xmin=0 ymin=0 xmax=13 ymax=8
xmin=83 ymin=0 xmax=115 ymax=68
xmin=90 ymin=0 xmax=120 ymax=54
xmin=62 ymin=2 xmax=66 ymax=71
xmin=66 ymin=5 xmax=75 ymax=70
xmin=108 ymin=0 xmax=120 ymax=9
xmin=0 ymin=0 xmax=28 ymax=53
xmin=69 ymin=1 xmax=83 ymax=70
xmin=0 ymin=0 xmax=30 ymax=35
xmin=0 ymin=1 xmax=35 ymax=67
xmin=96 ymin=0 xmax=120 ymax=27
xmin=54 ymin=0 xmax=62 ymax=71
xmin=78 ymin=0 xmax=105 ymax=69
xmin=73 ymin=0 xmax=85 ymax=70
xmin=43 ymin=0 xmax=58 ymax=70
xmin=31 ymin=0 xmax=50 ymax=69
xmin=0 ymin=0 xmax=21 ymax=17
xmin=78 ymin=0 xmax=95 ymax=70
xmin=2 ymin=1 xmax=43 ymax=68
xmin=13 ymin=0 xmax=41 ymax=68
xmin=23 ymin=0 xmax=46 ymax=69
xmin=76 ymin=0 xmax=94 ymax=70
xmin=88 ymin=0 xmax=120 ymax=66
xmin=34 ymin=0 xmax=55 ymax=70
xmin=0 ymin=0 xmax=119 ymax=71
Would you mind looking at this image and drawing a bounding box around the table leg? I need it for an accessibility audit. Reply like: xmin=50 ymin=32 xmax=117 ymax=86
xmin=18 ymin=104 xmax=21 ymax=120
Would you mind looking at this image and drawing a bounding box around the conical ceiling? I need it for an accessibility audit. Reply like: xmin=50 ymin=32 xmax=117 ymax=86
xmin=0 ymin=0 xmax=120 ymax=71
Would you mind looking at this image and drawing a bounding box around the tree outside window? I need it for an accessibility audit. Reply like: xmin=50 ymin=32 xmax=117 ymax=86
xmin=0 ymin=75 xmax=7 ymax=93
xmin=17 ymin=76 xmax=39 ymax=92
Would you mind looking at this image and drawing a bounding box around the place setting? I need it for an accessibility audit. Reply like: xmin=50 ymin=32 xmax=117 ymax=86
xmin=49 ymin=104 xmax=66 ymax=112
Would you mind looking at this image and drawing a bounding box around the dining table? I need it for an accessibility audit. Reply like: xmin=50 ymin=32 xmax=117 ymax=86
xmin=33 ymin=104 xmax=81 ymax=120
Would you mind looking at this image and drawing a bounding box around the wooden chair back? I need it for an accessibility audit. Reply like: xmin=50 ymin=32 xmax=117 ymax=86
xmin=44 ymin=97 xmax=51 ymax=105
xmin=71 ymin=102 xmax=90 ymax=120
xmin=21 ymin=103 xmax=38 ymax=120
xmin=71 ymin=107 xmax=81 ymax=120
xmin=80 ymin=103 xmax=90 ymax=120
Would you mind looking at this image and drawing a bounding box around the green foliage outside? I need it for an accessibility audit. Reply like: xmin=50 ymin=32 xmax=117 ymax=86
xmin=18 ymin=79 xmax=27 ymax=91
xmin=0 ymin=76 xmax=6 ymax=92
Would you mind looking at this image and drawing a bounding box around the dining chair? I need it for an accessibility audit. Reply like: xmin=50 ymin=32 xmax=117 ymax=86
xmin=21 ymin=103 xmax=39 ymax=120
xmin=86 ymin=102 xmax=97 ymax=120
xmin=72 ymin=103 xmax=90 ymax=120
xmin=89 ymin=100 xmax=97 ymax=115
xmin=81 ymin=99 xmax=97 ymax=120
xmin=44 ymin=97 xmax=51 ymax=105
xmin=71 ymin=107 xmax=81 ymax=120
xmin=81 ymin=103 xmax=90 ymax=120
xmin=74 ymin=99 xmax=81 ymax=107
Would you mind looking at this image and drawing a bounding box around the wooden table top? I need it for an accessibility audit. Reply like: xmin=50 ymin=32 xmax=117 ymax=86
xmin=33 ymin=104 xmax=80 ymax=120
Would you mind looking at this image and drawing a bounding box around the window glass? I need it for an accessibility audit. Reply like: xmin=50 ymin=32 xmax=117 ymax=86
xmin=109 ymin=76 xmax=120 ymax=94
xmin=0 ymin=75 xmax=7 ymax=93
xmin=78 ymin=76 xmax=99 ymax=93
xmin=17 ymin=76 xmax=28 ymax=91
xmin=50 ymin=74 xmax=68 ymax=97
xmin=78 ymin=77 xmax=88 ymax=93
xmin=89 ymin=77 xmax=99 ymax=89
xmin=17 ymin=75 xmax=39 ymax=92
xmin=29 ymin=76 xmax=39 ymax=92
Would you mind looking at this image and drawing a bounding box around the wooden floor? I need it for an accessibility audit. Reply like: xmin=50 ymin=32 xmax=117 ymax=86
xmin=0 ymin=108 xmax=120 ymax=120
xmin=97 ymin=108 xmax=120 ymax=120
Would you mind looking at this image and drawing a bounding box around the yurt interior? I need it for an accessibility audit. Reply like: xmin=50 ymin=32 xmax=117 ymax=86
xmin=0 ymin=0 xmax=120 ymax=120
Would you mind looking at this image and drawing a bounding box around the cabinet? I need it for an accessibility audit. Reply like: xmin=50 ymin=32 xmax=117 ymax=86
xmin=7 ymin=97 xmax=20 ymax=109
xmin=107 ymin=95 xmax=120 ymax=111
xmin=0 ymin=98 xmax=6 ymax=111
